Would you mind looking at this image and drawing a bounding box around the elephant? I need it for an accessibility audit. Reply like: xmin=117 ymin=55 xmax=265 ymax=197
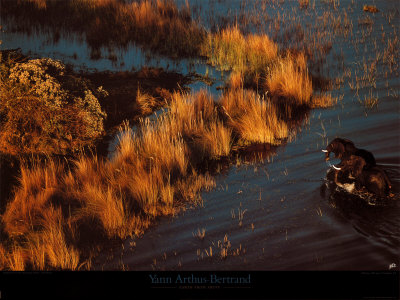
xmin=322 ymin=138 xmax=376 ymax=169
xmin=332 ymin=155 xmax=391 ymax=198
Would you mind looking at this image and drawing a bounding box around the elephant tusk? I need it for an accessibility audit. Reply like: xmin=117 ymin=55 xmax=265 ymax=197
xmin=321 ymin=150 xmax=328 ymax=152
xmin=332 ymin=165 xmax=341 ymax=170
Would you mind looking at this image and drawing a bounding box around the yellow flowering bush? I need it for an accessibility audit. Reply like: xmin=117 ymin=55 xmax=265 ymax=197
xmin=0 ymin=56 xmax=107 ymax=155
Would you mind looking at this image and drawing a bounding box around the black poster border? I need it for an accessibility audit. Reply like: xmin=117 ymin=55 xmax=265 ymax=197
xmin=0 ymin=270 xmax=399 ymax=300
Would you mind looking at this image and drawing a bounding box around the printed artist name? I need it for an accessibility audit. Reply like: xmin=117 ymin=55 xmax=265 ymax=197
xmin=149 ymin=273 xmax=251 ymax=285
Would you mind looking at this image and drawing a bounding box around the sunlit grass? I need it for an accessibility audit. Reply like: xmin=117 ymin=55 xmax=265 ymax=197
xmin=221 ymin=89 xmax=288 ymax=145
xmin=25 ymin=208 xmax=81 ymax=270
xmin=363 ymin=5 xmax=379 ymax=13
xmin=202 ymin=26 xmax=278 ymax=86
xmin=135 ymin=88 xmax=159 ymax=115
xmin=266 ymin=52 xmax=313 ymax=105
xmin=310 ymin=92 xmax=337 ymax=108
xmin=2 ymin=159 xmax=63 ymax=237
xmin=0 ymin=84 xmax=296 ymax=269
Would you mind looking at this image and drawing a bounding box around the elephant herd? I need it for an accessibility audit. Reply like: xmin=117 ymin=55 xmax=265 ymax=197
xmin=322 ymin=138 xmax=392 ymax=199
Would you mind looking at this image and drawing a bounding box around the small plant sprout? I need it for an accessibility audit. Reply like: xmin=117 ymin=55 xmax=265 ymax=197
xmin=316 ymin=206 xmax=323 ymax=217
xmin=233 ymin=244 xmax=246 ymax=256
xmin=193 ymin=228 xmax=206 ymax=240
xmin=218 ymin=234 xmax=231 ymax=259
xmin=231 ymin=208 xmax=236 ymax=219
xmin=238 ymin=206 xmax=248 ymax=227
xmin=204 ymin=246 xmax=213 ymax=257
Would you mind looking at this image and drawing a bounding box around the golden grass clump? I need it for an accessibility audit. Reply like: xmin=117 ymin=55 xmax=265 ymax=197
xmin=136 ymin=118 xmax=189 ymax=177
xmin=203 ymin=26 xmax=278 ymax=76
xmin=167 ymin=90 xmax=217 ymax=132
xmin=74 ymin=183 xmax=129 ymax=236
xmin=1 ymin=159 xmax=83 ymax=270
xmin=193 ymin=121 xmax=233 ymax=159
xmin=174 ymin=169 xmax=215 ymax=203
xmin=163 ymin=90 xmax=233 ymax=160
xmin=266 ymin=53 xmax=313 ymax=105
xmin=228 ymin=71 xmax=244 ymax=90
xmin=310 ymin=93 xmax=337 ymax=108
xmin=2 ymin=160 xmax=63 ymax=237
xmin=135 ymin=88 xmax=159 ymax=115
xmin=299 ymin=0 xmax=309 ymax=9
xmin=0 ymin=245 xmax=7 ymax=270
xmin=221 ymin=89 xmax=288 ymax=145
xmin=28 ymin=0 xmax=47 ymax=9
xmin=363 ymin=5 xmax=379 ymax=13
xmin=24 ymin=207 xmax=81 ymax=270
xmin=3 ymin=246 xmax=26 ymax=271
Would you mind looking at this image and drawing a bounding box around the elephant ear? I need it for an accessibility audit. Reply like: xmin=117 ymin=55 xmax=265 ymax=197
xmin=352 ymin=156 xmax=366 ymax=177
xmin=335 ymin=143 xmax=345 ymax=158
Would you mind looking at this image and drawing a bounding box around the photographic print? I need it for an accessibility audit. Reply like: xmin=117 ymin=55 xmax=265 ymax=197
xmin=0 ymin=0 xmax=399 ymax=299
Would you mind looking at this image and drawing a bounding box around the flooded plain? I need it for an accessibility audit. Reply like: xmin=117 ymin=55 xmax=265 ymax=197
xmin=1 ymin=0 xmax=399 ymax=271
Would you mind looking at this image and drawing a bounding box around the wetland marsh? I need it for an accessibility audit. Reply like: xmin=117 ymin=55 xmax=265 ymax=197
xmin=0 ymin=0 xmax=399 ymax=272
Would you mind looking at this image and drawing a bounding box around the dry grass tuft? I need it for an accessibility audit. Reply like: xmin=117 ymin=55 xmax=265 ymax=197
xmin=221 ymin=89 xmax=288 ymax=145
xmin=203 ymin=26 xmax=278 ymax=77
xmin=266 ymin=52 xmax=313 ymax=105
xmin=363 ymin=5 xmax=379 ymax=13
xmin=75 ymin=183 xmax=129 ymax=237
xmin=135 ymin=88 xmax=159 ymax=115
xmin=161 ymin=90 xmax=233 ymax=160
xmin=25 ymin=207 xmax=81 ymax=270
xmin=299 ymin=0 xmax=309 ymax=9
xmin=2 ymin=160 xmax=63 ymax=237
xmin=310 ymin=93 xmax=337 ymax=108
xmin=4 ymin=246 xmax=26 ymax=271
xmin=193 ymin=121 xmax=233 ymax=159
xmin=228 ymin=71 xmax=244 ymax=90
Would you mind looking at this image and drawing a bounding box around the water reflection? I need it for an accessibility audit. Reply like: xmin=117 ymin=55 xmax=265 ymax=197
xmin=0 ymin=0 xmax=226 ymax=92
xmin=0 ymin=0 xmax=204 ymax=57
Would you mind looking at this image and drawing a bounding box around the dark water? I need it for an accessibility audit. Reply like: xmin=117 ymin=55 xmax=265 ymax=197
xmin=97 ymin=103 xmax=400 ymax=270
xmin=1 ymin=0 xmax=399 ymax=271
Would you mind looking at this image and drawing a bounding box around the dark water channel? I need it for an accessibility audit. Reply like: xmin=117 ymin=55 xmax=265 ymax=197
xmin=99 ymin=94 xmax=400 ymax=270
xmin=1 ymin=0 xmax=399 ymax=271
